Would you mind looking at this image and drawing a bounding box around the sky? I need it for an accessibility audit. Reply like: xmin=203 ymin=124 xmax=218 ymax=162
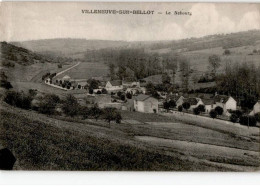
xmin=0 ymin=2 xmax=260 ymax=41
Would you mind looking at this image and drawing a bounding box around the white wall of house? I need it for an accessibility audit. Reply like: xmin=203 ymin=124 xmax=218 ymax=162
xmin=134 ymin=98 xmax=158 ymax=113
xmin=176 ymin=96 xmax=184 ymax=107
xmin=216 ymin=97 xmax=236 ymax=115
xmin=189 ymin=100 xmax=204 ymax=111
xmin=250 ymin=102 xmax=260 ymax=115
xmin=105 ymin=81 xmax=123 ymax=91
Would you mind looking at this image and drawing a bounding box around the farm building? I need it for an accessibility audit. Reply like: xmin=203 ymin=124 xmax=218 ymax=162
xmin=249 ymin=100 xmax=260 ymax=115
xmin=134 ymin=94 xmax=158 ymax=113
xmin=105 ymin=80 xmax=123 ymax=92
xmin=214 ymin=95 xmax=237 ymax=116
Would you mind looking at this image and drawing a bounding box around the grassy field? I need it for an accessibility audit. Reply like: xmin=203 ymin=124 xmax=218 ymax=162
xmin=0 ymin=104 xmax=229 ymax=171
xmin=55 ymin=61 xmax=109 ymax=80
xmin=0 ymin=102 xmax=259 ymax=171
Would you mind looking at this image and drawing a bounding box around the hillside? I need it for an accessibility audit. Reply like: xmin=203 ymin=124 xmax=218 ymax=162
xmin=12 ymin=39 xmax=129 ymax=59
xmin=0 ymin=41 xmax=51 ymax=67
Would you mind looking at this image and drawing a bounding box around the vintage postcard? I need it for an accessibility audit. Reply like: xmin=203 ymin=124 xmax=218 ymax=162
xmin=0 ymin=1 xmax=260 ymax=171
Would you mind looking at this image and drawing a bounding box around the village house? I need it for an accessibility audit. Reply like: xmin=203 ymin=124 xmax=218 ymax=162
xmin=105 ymin=80 xmax=123 ymax=92
xmin=175 ymin=96 xmax=185 ymax=107
xmin=214 ymin=95 xmax=237 ymax=116
xmin=122 ymin=99 xmax=134 ymax=111
xmin=62 ymin=75 xmax=71 ymax=82
xmin=134 ymin=94 xmax=159 ymax=113
xmin=202 ymin=99 xmax=216 ymax=113
xmin=249 ymin=100 xmax=260 ymax=116
xmin=183 ymin=97 xmax=204 ymax=111
xmin=122 ymin=81 xmax=140 ymax=88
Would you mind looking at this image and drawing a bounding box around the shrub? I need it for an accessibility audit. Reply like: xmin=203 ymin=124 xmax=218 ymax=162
xmin=79 ymin=106 xmax=90 ymax=119
xmin=230 ymin=114 xmax=238 ymax=123
xmin=209 ymin=110 xmax=217 ymax=119
xmin=103 ymin=107 xmax=118 ymax=125
xmin=193 ymin=107 xmax=200 ymax=115
xmin=178 ymin=106 xmax=183 ymax=112
xmin=0 ymin=80 xmax=13 ymax=89
xmin=239 ymin=115 xmax=257 ymax=127
xmin=97 ymin=90 xmax=102 ymax=95
xmin=215 ymin=106 xmax=223 ymax=115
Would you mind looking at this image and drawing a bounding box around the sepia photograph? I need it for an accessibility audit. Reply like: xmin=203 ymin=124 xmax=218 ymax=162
xmin=0 ymin=1 xmax=260 ymax=172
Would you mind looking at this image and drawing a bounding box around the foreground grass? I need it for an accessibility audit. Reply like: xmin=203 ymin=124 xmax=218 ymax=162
xmin=0 ymin=109 xmax=225 ymax=171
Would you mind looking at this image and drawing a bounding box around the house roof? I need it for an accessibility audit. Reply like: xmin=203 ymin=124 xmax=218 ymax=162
xmin=134 ymin=94 xmax=152 ymax=101
xmin=62 ymin=75 xmax=71 ymax=80
xmin=143 ymin=74 xmax=162 ymax=85
xmin=202 ymin=98 xmax=215 ymax=105
xmin=109 ymin=80 xmax=122 ymax=86
xmin=214 ymin=95 xmax=230 ymax=103
xmin=183 ymin=98 xmax=200 ymax=105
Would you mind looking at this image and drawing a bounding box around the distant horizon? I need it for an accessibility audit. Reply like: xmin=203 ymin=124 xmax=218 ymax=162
xmin=4 ymin=29 xmax=260 ymax=43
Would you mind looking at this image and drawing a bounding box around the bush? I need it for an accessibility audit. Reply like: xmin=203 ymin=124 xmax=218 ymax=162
xmin=4 ymin=91 xmax=32 ymax=110
xmin=178 ymin=106 xmax=183 ymax=112
xmin=0 ymin=80 xmax=13 ymax=89
xmin=239 ymin=115 xmax=257 ymax=127
xmin=215 ymin=106 xmax=223 ymax=115
xmin=79 ymin=106 xmax=90 ymax=119
xmin=230 ymin=114 xmax=238 ymax=123
xmin=97 ymin=90 xmax=102 ymax=95
xmin=193 ymin=107 xmax=200 ymax=115
xmin=209 ymin=110 xmax=217 ymax=119
xmin=89 ymin=104 xmax=103 ymax=121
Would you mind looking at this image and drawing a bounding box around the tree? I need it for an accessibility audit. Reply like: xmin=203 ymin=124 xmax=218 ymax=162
xmin=103 ymin=107 xmax=117 ymax=125
xmin=209 ymin=110 xmax=217 ymax=119
xmin=90 ymin=104 xmax=103 ymax=121
xmin=224 ymin=49 xmax=231 ymax=55
xmin=58 ymin=64 xmax=62 ymax=68
xmin=117 ymin=91 xmax=122 ymax=97
xmin=89 ymin=88 xmax=94 ymax=94
xmin=230 ymin=114 xmax=238 ymax=123
xmin=97 ymin=90 xmax=102 ymax=95
xmin=126 ymin=92 xmax=132 ymax=99
xmin=102 ymin=88 xmax=108 ymax=94
xmin=193 ymin=107 xmax=200 ymax=115
xmin=255 ymin=113 xmax=260 ymax=122
xmin=197 ymin=105 xmax=205 ymax=113
xmin=38 ymin=94 xmax=60 ymax=115
xmin=79 ymin=106 xmax=90 ymax=119
xmin=208 ymin=55 xmax=221 ymax=76
xmin=163 ymin=101 xmax=171 ymax=112
xmin=182 ymin=102 xmax=190 ymax=111
xmin=178 ymin=106 xmax=183 ymax=112
xmin=162 ymin=73 xmax=171 ymax=85
xmin=168 ymin=100 xmax=176 ymax=109
xmin=215 ymin=106 xmax=223 ymax=115
xmin=62 ymin=94 xmax=79 ymax=117
xmin=120 ymin=95 xmax=126 ymax=101
xmin=88 ymin=79 xmax=99 ymax=89
xmin=239 ymin=115 xmax=257 ymax=127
